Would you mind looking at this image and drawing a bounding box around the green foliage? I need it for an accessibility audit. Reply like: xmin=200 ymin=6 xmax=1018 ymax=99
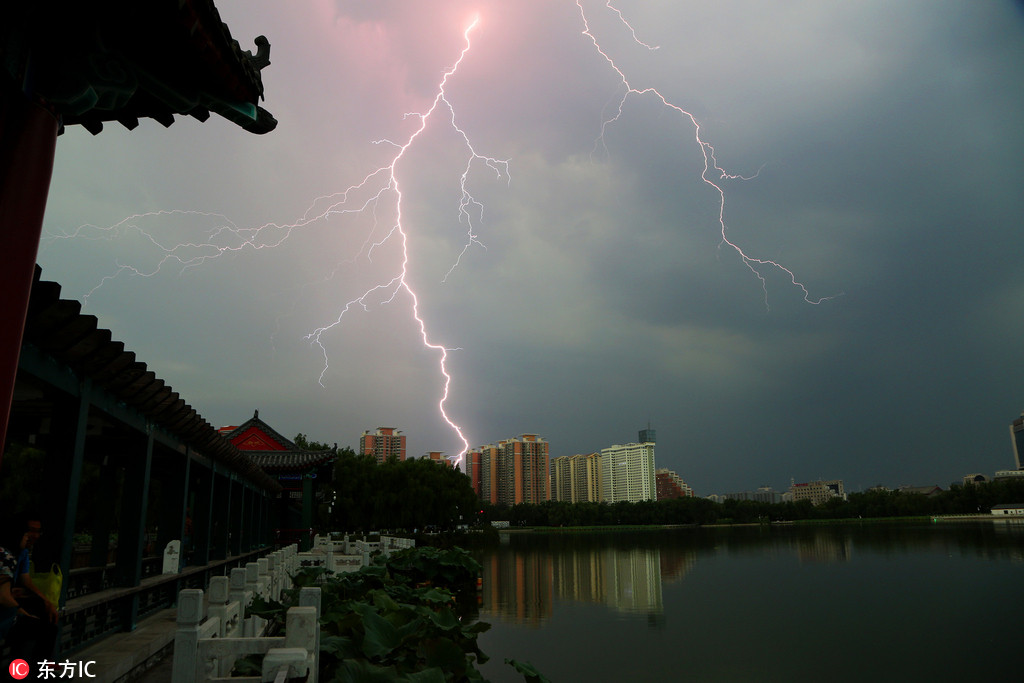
xmin=294 ymin=433 xmax=335 ymax=451
xmin=327 ymin=451 xmax=480 ymax=532
xmin=383 ymin=546 xmax=482 ymax=588
xmin=250 ymin=547 xmax=539 ymax=682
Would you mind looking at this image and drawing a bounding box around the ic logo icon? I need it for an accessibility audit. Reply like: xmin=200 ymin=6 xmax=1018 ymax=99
xmin=8 ymin=659 xmax=30 ymax=679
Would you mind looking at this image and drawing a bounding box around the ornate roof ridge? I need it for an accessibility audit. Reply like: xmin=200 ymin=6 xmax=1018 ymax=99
xmin=224 ymin=410 xmax=299 ymax=451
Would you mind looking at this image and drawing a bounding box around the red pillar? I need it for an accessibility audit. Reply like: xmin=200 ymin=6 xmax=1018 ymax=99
xmin=0 ymin=88 xmax=59 ymax=464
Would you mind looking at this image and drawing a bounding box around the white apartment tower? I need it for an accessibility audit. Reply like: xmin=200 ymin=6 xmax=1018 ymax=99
xmin=600 ymin=442 xmax=656 ymax=503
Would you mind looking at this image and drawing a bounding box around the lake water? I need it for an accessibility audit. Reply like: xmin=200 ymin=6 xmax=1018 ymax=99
xmin=471 ymin=522 xmax=1024 ymax=682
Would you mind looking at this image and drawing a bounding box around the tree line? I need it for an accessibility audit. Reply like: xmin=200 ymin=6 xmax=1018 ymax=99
xmin=307 ymin=444 xmax=480 ymax=533
xmin=480 ymin=478 xmax=1024 ymax=527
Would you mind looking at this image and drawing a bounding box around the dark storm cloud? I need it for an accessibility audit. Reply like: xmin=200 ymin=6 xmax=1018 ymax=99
xmin=35 ymin=1 xmax=1024 ymax=493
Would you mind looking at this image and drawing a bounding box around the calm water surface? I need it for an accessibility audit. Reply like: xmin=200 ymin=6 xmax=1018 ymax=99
xmin=471 ymin=522 xmax=1023 ymax=682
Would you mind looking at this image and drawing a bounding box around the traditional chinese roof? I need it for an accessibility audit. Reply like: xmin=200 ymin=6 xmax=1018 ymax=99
xmin=222 ymin=410 xmax=336 ymax=474
xmin=224 ymin=410 xmax=296 ymax=451
xmin=246 ymin=450 xmax=337 ymax=473
xmin=3 ymin=0 xmax=276 ymax=135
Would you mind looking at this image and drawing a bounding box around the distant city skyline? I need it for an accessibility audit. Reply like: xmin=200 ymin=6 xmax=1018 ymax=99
xmin=339 ymin=416 xmax=1020 ymax=497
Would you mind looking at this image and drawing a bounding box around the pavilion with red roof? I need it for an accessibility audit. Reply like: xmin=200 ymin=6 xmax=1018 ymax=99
xmin=220 ymin=410 xmax=337 ymax=545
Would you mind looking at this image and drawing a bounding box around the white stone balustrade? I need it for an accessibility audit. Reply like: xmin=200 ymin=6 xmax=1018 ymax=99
xmin=313 ymin=534 xmax=352 ymax=554
xmin=295 ymin=551 xmax=324 ymax=571
xmin=206 ymin=577 xmax=242 ymax=638
xmin=352 ymin=540 xmax=378 ymax=567
xmin=171 ymin=585 xmax=321 ymax=683
xmin=381 ymin=536 xmax=415 ymax=553
xmin=332 ymin=554 xmax=363 ymax=574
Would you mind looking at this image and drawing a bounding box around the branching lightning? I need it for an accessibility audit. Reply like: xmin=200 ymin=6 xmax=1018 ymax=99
xmin=46 ymin=17 xmax=506 ymax=468
xmin=301 ymin=16 xmax=508 ymax=466
xmin=48 ymin=3 xmax=832 ymax=471
xmin=579 ymin=0 xmax=834 ymax=309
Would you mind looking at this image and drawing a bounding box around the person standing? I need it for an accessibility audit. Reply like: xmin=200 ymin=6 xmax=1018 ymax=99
xmin=0 ymin=515 xmax=59 ymax=662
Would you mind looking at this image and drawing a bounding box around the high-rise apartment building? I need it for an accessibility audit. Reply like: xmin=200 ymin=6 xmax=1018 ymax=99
xmin=467 ymin=449 xmax=482 ymax=498
xmin=501 ymin=434 xmax=550 ymax=505
xmin=477 ymin=444 xmax=500 ymax=504
xmin=552 ymin=452 xmax=603 ymax=503
xmin=601 ymin=442 xmax=656 ymax=503
xmin=477 ymin=434 xmax=550 ymax=505
xmin=359 ymin=427 xmax=406 ymax=464
xmin=572 ymin=452 xmax=602 ymax=503
xmin=552 ymin=455 xmax=573 ymax=502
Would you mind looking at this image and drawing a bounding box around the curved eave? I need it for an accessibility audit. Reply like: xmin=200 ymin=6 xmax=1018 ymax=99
xmin=3 ymin=0 xmax=276 ymax=135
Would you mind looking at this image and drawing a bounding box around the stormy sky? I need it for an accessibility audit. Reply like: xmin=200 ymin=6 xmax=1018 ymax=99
xmin=36 ymin=1 xmax=1024 ymax=494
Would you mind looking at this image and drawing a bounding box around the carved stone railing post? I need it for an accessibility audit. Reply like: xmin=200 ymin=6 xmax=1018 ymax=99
xmin=298 ymin=587 xmax=321 ymax=683
xmin=171 ymin=589 xmax=204 ymax=683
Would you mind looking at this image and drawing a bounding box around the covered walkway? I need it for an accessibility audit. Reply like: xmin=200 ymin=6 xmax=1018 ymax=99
xmin=3 ymin=269 xmax=283 ymax=660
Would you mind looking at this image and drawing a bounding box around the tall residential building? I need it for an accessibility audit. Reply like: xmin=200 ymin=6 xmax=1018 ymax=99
xmin=552 ymin=456 xmax=573 ymax=502
xmin=479 ymin=434 xmax=550 ymax=506
xmin=478 ymin=444 xmax=500 ymax=505
xmin=551 ymin=452 xmax=602 ymax=503
xmin=359 ymin=427 xmax=406 ymax=464
xmin=467 ymin=450 xmax=482 ymax=498
xmin=572 ymin=452 xmax=603 ymax=503
xmin=1011 ymin=411 xmax=1024 ymax=470
xmin=601 ymin=442 xmax=656 ymax=503
xmin=501 ymin=434 xmax=550 ymax=505
xmin=655 ymin=468 xmax=694 ymax=499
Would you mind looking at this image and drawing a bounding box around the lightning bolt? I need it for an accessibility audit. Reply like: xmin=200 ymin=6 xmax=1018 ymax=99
xmin=578 ymin=1 xmax=835 ymax=308
xmin=47 ymin=4 xmax=834 ymax=473
xmin=303 ymin=15 xmax=505 ymax=467
xmin=45 ymin=16 xmax=504 ymax=469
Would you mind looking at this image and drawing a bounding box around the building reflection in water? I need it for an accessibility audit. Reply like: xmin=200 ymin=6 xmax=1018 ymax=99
xmin=794 ymin=532 xmax=853 ymax=563
xmin=477 ymin=523 xmax=1024 ymax=633
xmin=479 ymin=539 xmax=699 ymax=625
xmin=479 ymin=551 xmax=553 ymax=626
xmin=477 ymin=526 xmax=870 ymax=626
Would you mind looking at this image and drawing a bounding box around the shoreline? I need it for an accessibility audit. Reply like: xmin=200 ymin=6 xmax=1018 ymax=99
xmin=496 ymin=514 xmax=1024 ymax=533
